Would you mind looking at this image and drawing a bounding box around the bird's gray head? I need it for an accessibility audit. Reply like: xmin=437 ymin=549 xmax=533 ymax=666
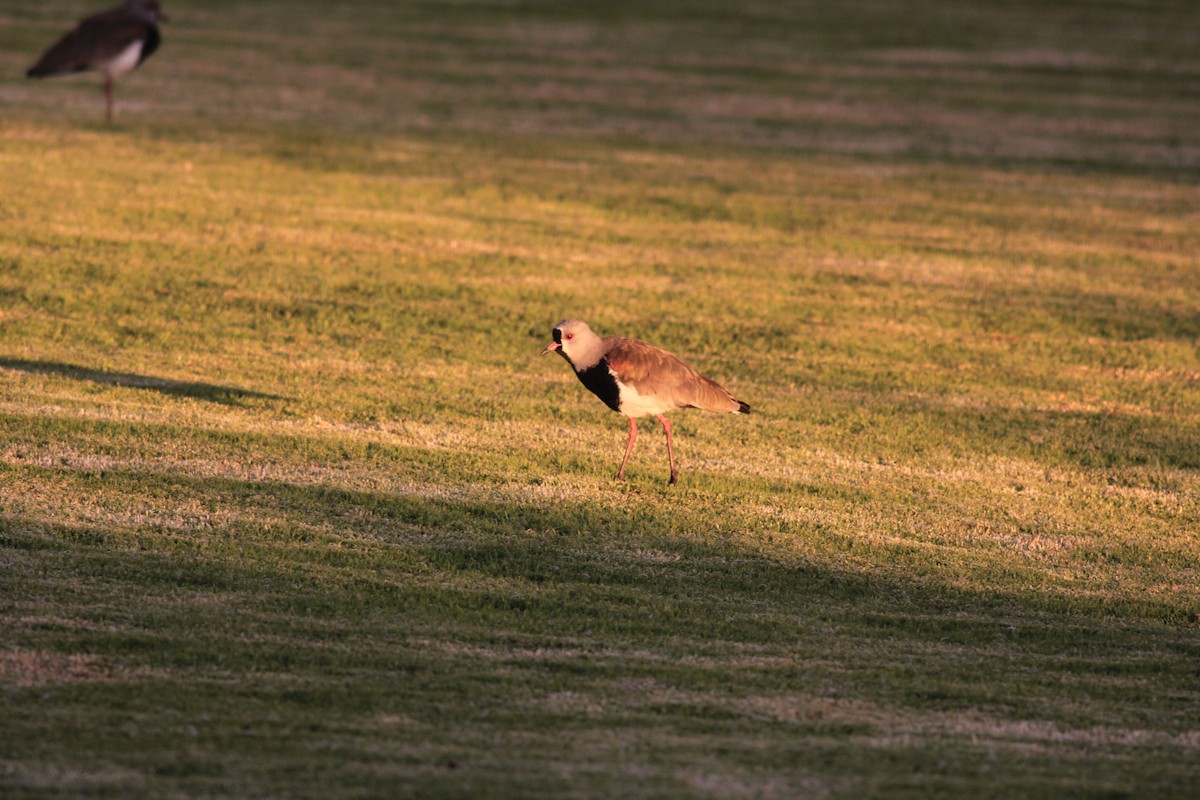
xmin=127 ymin=0 xmax=167 ymax=23
xmin=540 ymin=318 xmax=605 ymax=368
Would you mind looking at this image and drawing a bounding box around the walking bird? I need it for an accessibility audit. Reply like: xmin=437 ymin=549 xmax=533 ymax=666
xmin=542 ymin=319 xmax=750 ymax=484
xmin=26 ymin=0 xmax=167 ymax=123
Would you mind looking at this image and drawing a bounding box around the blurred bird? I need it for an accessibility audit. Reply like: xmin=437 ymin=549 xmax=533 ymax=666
xmin=26 ymin=0 xmax=167 ymax=123
xmin=542 ymin=319 xmax=750 ymax=484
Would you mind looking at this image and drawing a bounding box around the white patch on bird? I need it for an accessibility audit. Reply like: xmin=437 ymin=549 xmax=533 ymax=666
xmin=614 ymin=370 xmax=674 ymax=418
xmin=100 ymin=40 xmax=144 ymax=78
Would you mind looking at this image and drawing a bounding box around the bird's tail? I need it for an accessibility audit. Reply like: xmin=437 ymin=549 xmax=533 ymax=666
xmin=26 ymin=30 xmax=89 ymax=78
xmin=27 ymin=59 xmax=85 ymax=78
xmin=735 ymin=400 xmax=750 ymax=414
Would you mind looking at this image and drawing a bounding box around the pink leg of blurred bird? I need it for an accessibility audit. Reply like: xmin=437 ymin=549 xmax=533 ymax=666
xmin=616 ymin=417 xmax=638 ymax=481
xmin=657 ymin=414 xmax=678 ymax=484
xmin=104 ymin=75 xmax=113 ymax=122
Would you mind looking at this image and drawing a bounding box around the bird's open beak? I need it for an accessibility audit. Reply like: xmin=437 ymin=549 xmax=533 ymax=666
xmin=540 ymin=341 xmax=560 ymax=356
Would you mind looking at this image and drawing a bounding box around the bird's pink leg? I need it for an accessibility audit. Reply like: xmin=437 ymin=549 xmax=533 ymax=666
xmin=104 ymin=76 xmax=113 ymax=123
xmin=616 ymin=417 xmax=638 ymax=481
xmin=656 ymin=414 xmax=678 ymax=485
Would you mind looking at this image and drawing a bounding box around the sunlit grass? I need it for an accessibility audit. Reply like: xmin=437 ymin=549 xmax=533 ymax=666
xmin=1 ymin=1 xmax=1199 ymax=798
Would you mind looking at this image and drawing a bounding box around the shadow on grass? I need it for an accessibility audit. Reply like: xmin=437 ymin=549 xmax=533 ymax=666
xmin=0 ymin=358 xmax=288 ymax=405
xmin=4 ymin=462 xmax=1200 ymax=798
xmin=9 ymin=489 xmax=1200 ymax=796
xmin=5 ymin=461 xmax=1197 ymax=634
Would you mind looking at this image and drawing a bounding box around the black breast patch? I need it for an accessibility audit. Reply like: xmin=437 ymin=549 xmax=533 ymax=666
xmin=575 ymin=359 xmax=622 ymax=413
xmin=140 ymin=26 xmax=162 ymax=65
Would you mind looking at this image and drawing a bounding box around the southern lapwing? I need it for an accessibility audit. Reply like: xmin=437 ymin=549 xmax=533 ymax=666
xmin=542 ymin=319 xmax=750 ymax=484
xmin=26 ymin=0 xmax=167 ymax=123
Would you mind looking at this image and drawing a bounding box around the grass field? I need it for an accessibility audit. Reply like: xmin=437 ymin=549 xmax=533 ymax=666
xmin=1 ymin=1 xmax=1199 ymax=797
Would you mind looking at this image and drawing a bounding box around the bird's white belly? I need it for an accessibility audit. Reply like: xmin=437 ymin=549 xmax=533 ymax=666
xmin=617 ymin=378 xmax=675 ymax=418
xmin=100 ymin=40 xmax=144 ymax=78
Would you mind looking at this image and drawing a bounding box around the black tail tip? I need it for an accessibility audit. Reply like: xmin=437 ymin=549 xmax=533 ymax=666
xmin=737 ymin=400 xmax=751 ymax=414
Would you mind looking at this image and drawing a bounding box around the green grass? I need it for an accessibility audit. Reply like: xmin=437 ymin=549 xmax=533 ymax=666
xmin=1 ymin=0 xmax=1199 ymax=797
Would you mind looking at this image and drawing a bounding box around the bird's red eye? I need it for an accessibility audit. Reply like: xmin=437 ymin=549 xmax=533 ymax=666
xmin=565 ymin=333 xmax=574 ymax=340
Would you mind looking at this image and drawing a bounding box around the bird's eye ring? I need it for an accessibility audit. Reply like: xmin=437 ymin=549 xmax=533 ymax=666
xmin=565 ymin=333 xmax=574 ymax=340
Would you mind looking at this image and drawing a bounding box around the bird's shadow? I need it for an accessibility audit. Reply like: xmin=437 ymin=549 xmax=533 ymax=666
xmin=0 ymin=358 xmax=288 ymax=406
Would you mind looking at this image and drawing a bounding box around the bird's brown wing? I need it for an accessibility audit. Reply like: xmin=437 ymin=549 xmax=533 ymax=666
xmin=28 ymin=9 xmax=152 ymax=75
xmin=605 ymin=337 xmax=742 ymax=413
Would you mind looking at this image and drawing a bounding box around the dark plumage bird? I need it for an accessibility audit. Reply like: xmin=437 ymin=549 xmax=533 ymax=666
xmin=542 ymin=319 xmax=750 ymax=484
xmin=26 ymin=0 xmax=167 ymax=122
